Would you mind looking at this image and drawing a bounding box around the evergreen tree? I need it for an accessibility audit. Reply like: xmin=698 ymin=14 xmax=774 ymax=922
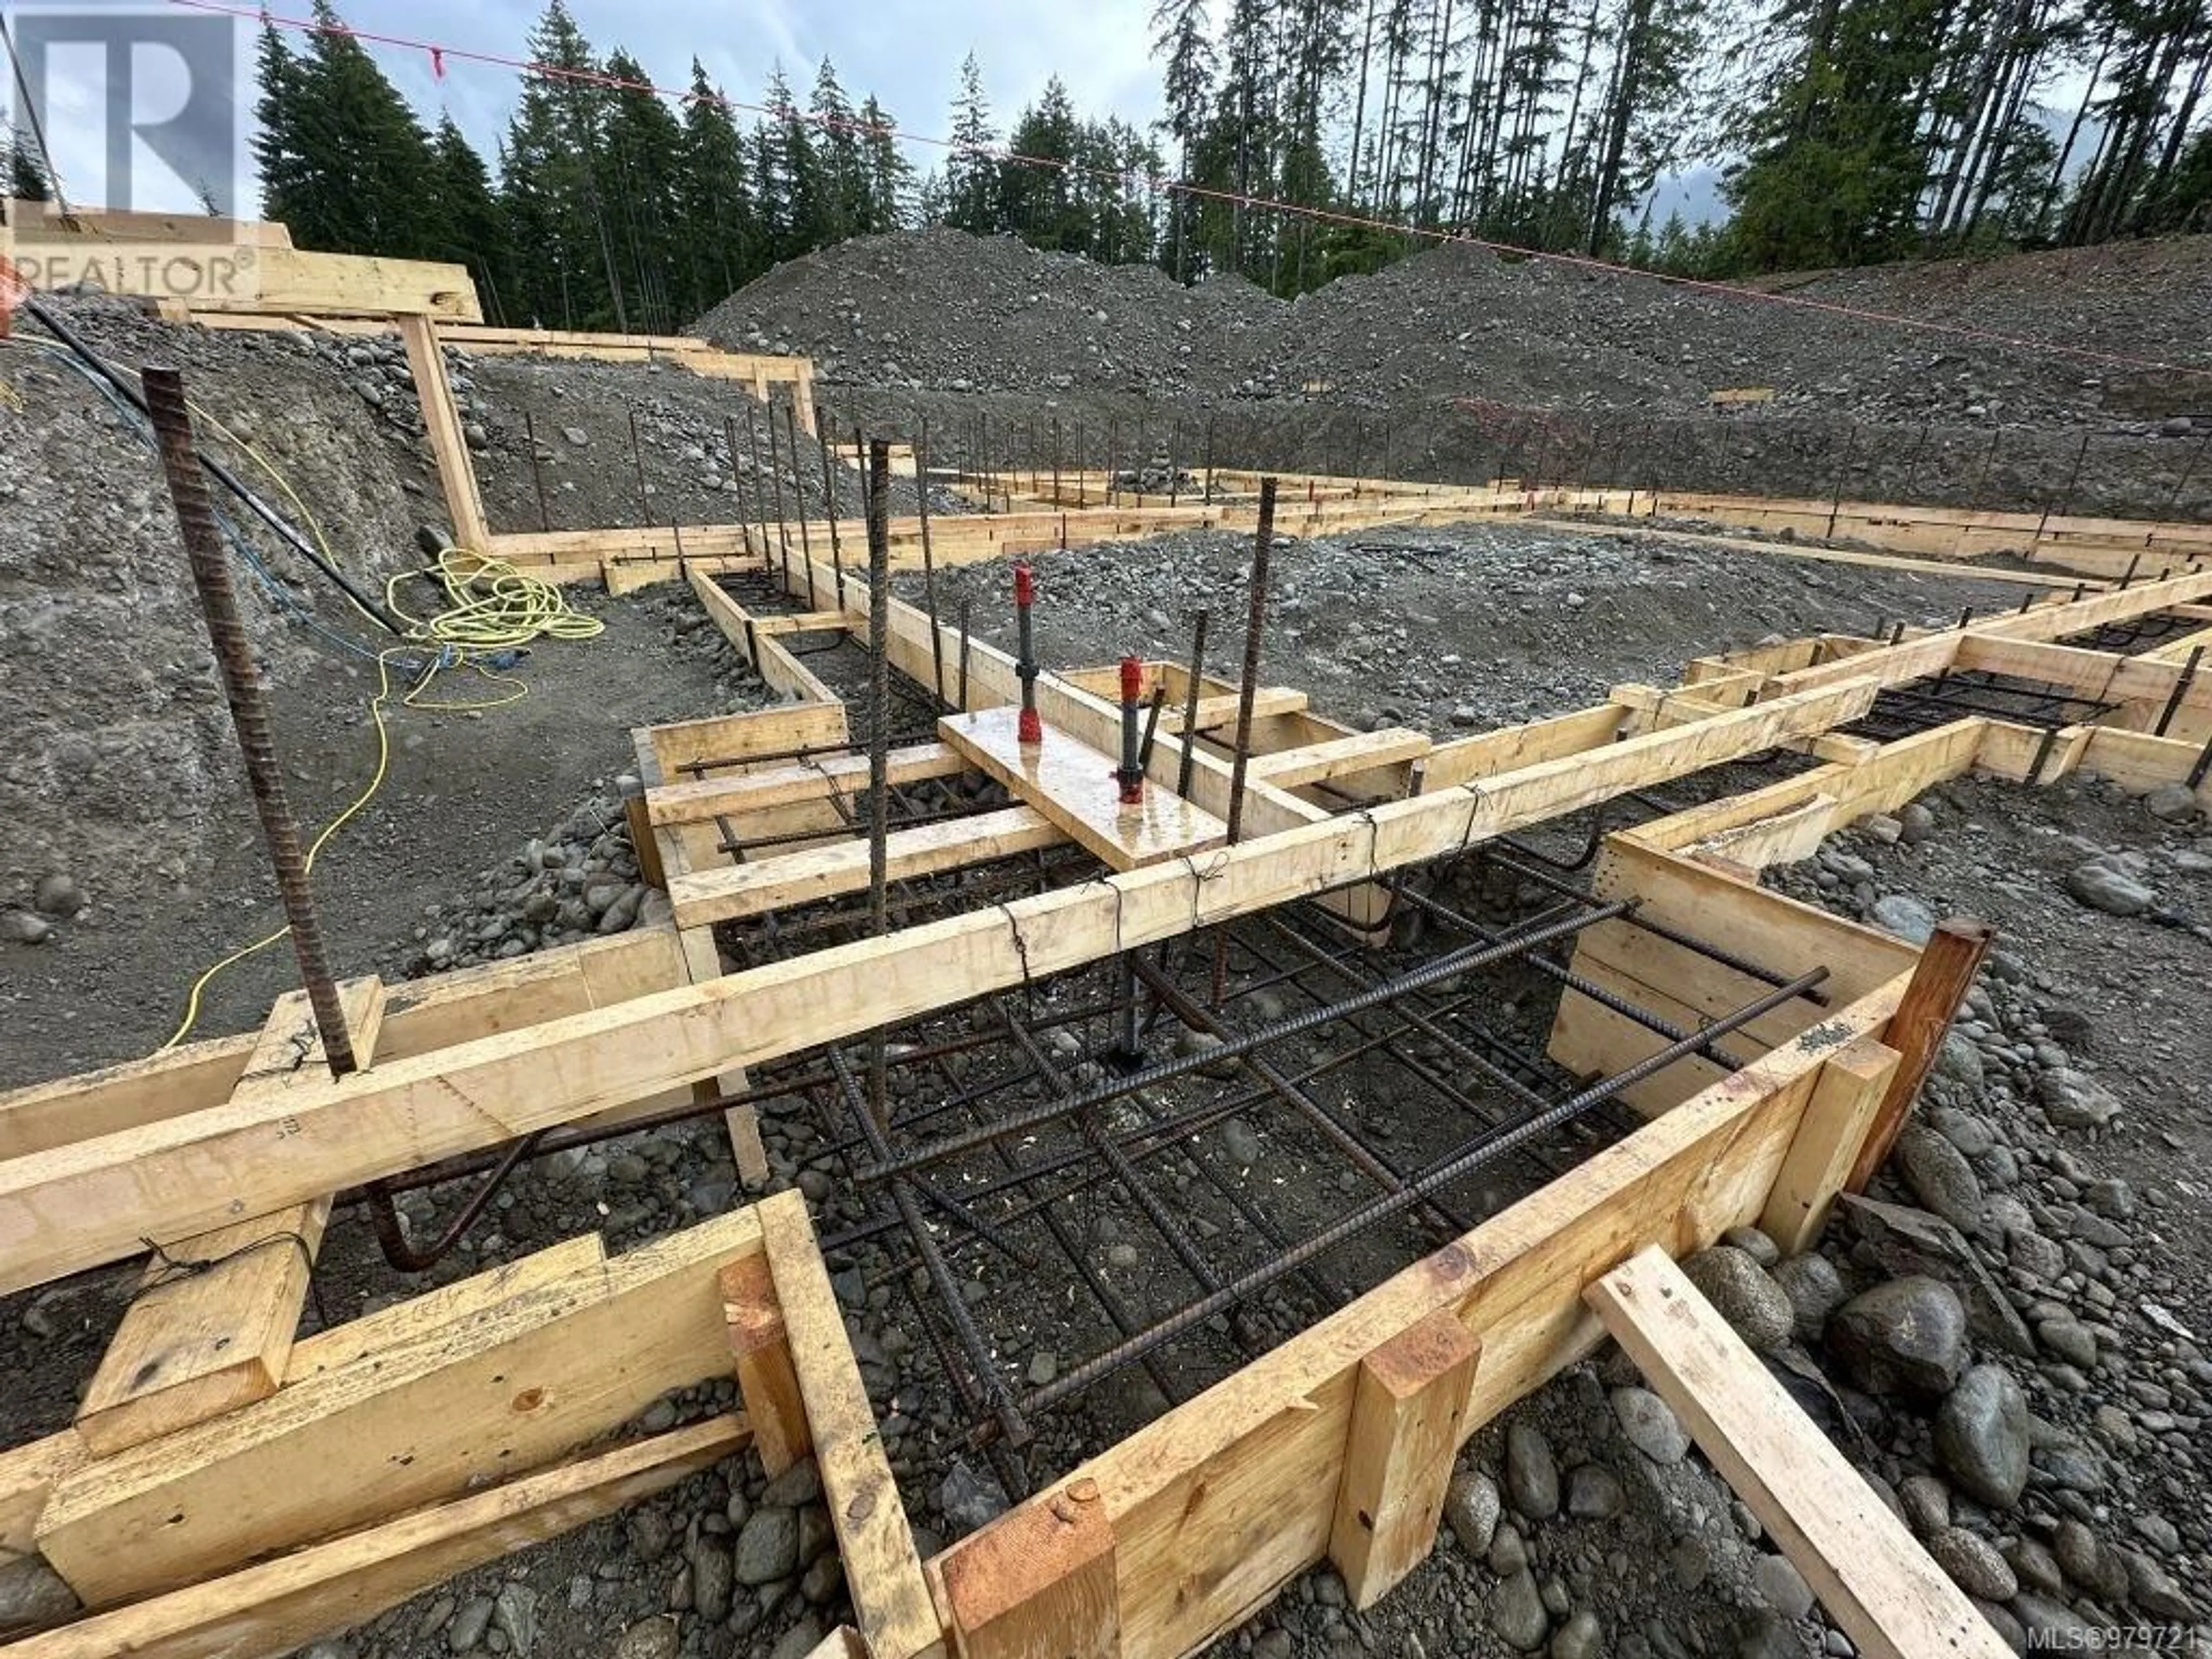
xmin=857 ymin=96 xmax=915 ymax=230
xmin=603 ymin=48 xmax=686 ymax=331
xmin=675 ymin=59 xmax=757 ymax=312
xmin=256 ymin=2 xmax=439 ymax=256
xmin=502 ymin=1 xmax=625 ymax=328
xmin=429 ymin=116 xmax=514 ymax=324
xmin=1153 ymin=0 xmax=1216 ymax=276
xmin=1001 ymin=77 xmax=1085 ymax=248
xmin=7 ymin=135 xmax=50 ymax=202
xmin=945 ymin=54 xmax=999 ymax=232
xmin=810 ymin=60 xmax=871 ymax=238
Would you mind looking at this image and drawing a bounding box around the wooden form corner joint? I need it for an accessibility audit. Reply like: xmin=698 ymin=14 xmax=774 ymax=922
xmin=1327 ymin=1308 xmax=1483 ymax=1611
xmin=719 ymin=1254 xmax=809 ymax=1479
xmin=1759 ymin=1038 xmax=1903 ymax=1256
xmin=939 ymin=1475 xmax=1119 ymax=1659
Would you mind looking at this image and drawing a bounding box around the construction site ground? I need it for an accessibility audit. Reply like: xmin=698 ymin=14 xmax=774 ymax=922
xmin=3 ymin=230 xmax=2210 ymax=1659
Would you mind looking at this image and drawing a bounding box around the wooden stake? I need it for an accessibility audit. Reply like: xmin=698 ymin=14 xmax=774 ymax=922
xmin=939 ymin=1476 xmax=1119 ymax=1659
xmin=1845 ymin=917 xmax=1994 ymax=1192
xmin=1327 ymin=1309 xmax=1480 ymax=1609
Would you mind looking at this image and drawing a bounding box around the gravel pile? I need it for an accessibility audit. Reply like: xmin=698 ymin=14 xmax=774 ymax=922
xmin=692 ymin=226 xmax=1281 ymax=397
xmin=694 ymin=228 xmax=2212 ymax=431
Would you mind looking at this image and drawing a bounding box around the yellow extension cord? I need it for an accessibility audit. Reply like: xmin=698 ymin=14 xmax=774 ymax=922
xmin=155 ymin=554 xmax=604 ymax=1051
xmin=3 ymin=329 xmax=608 ymax=1047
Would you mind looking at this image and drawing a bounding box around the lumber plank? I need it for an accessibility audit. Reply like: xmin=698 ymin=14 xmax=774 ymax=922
xmin=1681 ymin=791 xmax=1839 ymax=871
xmin=1160 ymin=686 xmax=1310 ymax=733
xmin=8 ymin=1418 xmax=745 ymax=1659
xmin=234 ymin=249 xmax=482 ymax=319
xmin=1249 ymin=729 xmax=1431 ymax=789
xmin=0 ymin=676 xmax=1881 ymax=1296
xmin=1421 ymin=705 xmax=1627 ymax=789
xmin=0 ymin=1240 xmax=605 ymax=1567
xmin=1623 ymin=721 xmax=1987 ymax=855
xmin=1327 ymin=1309 xmax=1482 ymax=1609
xmin=647 ymin=743 xmax=964 ymax=827
xmin=938 ymin=1477 xmax=1118 ymax=1659
xmin=759 ymin=1192 xmax=945 ymax=1659
xmin=1585 ymin=1248 xmax=2007 ymax=1659
xmin=0 ymin=1032 xmax=256 ymax=1161
xmin=37 ymin=1210 xmax=764 ymax=1606
xmin=74 ymin=978 xmax=384 ymax=1456
xmin=1760 ymin=1039 xmax=1903 ymax=1253
xmin=1954 ymin=634 xmax=2212 ymax=713
xmin=644 ymin=702 xmax=851 ymax=777
xmin=938 ymin=709 xmax=1229 ymax=872
xmin=9 ymin=200 xmax=292 ymax=247
xmin=400 ymin=314 xmax=490 ymax=547
xmin=2070 ymin=726 xmax=2212 ymax=802
xmin=720 ymin=1256 xmax=808 ymax=1477
xmin=669 ymin=805 xmax=1063 ymax=927
xmin=676 ymin=925 xmax=768 ymax=1184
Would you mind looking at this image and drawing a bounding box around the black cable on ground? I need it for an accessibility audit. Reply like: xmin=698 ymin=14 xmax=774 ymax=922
xmin=22 ymin=296 xmax=408 ymax=635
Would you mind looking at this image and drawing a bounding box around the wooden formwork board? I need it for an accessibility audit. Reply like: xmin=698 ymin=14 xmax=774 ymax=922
xmin=0 ymin=833 xmax=1954 ymax=1659
xmin=2 ymin=616 xmax=2087 ymax=1659
xmin=932 ymin=960 xmax=1916 ymax=1658
xmin=0 ymin=673 xmax=1880 ymax=1296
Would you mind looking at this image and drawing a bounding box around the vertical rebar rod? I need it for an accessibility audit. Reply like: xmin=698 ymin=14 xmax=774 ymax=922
xmin=865 ymin=438 xmax=894 ymax=1130
xmin=1222 ymin=480 xmax=1277 ymax=847
xmin=1169 ymin=418 xmax=1181 ymax=507
xmin=1175 ymin=610 xmax=1210 ymax=801
xmin=2168 ymin=431 xmax=2210 ymax=513
xmin=1211 ymin=482 xmax=1277 ymax=1006
xmin=1203 ymin=412 xmax=1217 ymax=505
xmin=522 ymin=410 xmax=552 ymax=532
xmin=2034 ymin=429 xmax=2092 ymax=547
xmin=782 ymin=402 xmax=816 ymax=608
xmin=957 ymin=594 xmax=973 ymax=712
xmin=917 ymin=417 xmax=948 ymax=707
xmin=143 ymin=366 xmax=355 ymax=1078
xmin=626 ymin=408 xmax=653 ymax=532
xmin=816 ymin=403 xmax=846 ymax=608
xmin=1074 ymin=417 xmax=1085 ymax=507
xmin=1051 ymin=415 xmax=1063 ymax=506
xmin=722 ymin=415 xmax=752 ymax=560
xmin=2156 ymin=646 xmax=2203 ymax=738
xmin=744 ymin=409 xmax=775 ymax=574
xmin=766 ymin=399 xmax=793 ymax=586
xmin=1826 ymin=422 xmax=1857 ymax=539
xmin=1108 ymin=415 xmax=1119 ymax=506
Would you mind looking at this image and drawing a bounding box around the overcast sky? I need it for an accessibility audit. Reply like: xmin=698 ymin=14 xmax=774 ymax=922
xmin=12 ymin=0 xmax=1170 ymax=215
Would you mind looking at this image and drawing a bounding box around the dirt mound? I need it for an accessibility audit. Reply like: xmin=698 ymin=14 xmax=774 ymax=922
xmin=691 ymin=226 xmax=1281 ymax=396
xmin=697 ymin=227 xmax=2212 ymax=431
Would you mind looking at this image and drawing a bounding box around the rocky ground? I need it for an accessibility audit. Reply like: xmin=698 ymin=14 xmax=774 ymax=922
xmin=5 ymin=251 xmax=2211 ymax=1659
xmin=901 ymin=520 xmax=2001 ymax=733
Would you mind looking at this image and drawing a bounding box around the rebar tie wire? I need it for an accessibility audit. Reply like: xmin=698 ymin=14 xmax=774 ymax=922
xmin=1003 ymin=962 xmax=1829 ymax=1430
xmin=856 ymin=897 xmax=1628 ymax=1185
xmin=825 ymin=1046 xmax=1032 ymax=1449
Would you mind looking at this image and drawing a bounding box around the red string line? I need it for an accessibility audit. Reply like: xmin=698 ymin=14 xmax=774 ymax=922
xmin=167 ymin=0 xmax=2212 ymax=382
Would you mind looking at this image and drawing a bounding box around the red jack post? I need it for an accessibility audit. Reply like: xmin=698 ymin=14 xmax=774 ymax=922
xmin=1014 ymin=562 xmax=1043 ymax=745
xmin=1116 ymin=654 xmax=1145 ymax=805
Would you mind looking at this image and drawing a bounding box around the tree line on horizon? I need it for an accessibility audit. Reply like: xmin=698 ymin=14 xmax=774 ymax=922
xmin=221 ymin=0 xmax=2210 ymax=329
